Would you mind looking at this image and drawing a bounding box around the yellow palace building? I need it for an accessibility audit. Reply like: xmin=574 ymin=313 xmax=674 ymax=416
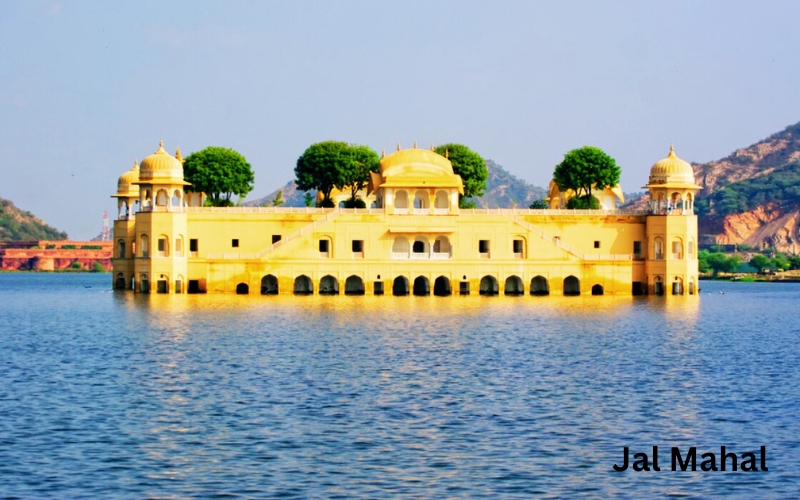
xmin=112 ymin=142 xmax=700 ymax=297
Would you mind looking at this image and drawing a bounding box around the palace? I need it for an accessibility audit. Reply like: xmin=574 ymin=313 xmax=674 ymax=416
xmin=112 ymin=142 xmax=700 ymax=296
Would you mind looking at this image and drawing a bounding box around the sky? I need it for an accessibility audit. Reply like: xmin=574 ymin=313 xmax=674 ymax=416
xmin=1 ymin=1 xmax=799 ymax=239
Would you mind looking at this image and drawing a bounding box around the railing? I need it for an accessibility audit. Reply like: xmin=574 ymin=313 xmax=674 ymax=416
xmin=514 ymin=253 xmax=523 ymax=259
xmin=394 ymin=208 xmax=409 ymax=215
xmin=410 ymin=253 xmax=429 ymax=260
xmin=432 ymin=252 xmax=451 ymax=260
xmin=185 ymin=206 xmax=335 ymax=214
xmin=413 ymin=208 xmax=430 ymax=215
xmin=183 ymin=206 xmax=650 ymax=216
xmin=463 ymin=208 xmax=650 ymax=216
xmin=392 ymin=252 xmax=409 ymax=260
xmin=433 ymin=208 xmax=449 ymax=215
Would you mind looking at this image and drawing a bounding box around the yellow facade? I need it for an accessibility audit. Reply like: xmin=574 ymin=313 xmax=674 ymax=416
xmin=113 ymin=143 xmax=700 ymax=297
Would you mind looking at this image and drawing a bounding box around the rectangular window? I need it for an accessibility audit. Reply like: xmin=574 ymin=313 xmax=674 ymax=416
xmin=633 ymin=241 xmax=642 ymax=258
xmin=232 ymin=239 xmax=239 ymax=248
xmin=175 ymin=238 xmax=182 ymax=256
xmin=352 ymin=240 xmax=364 ymax=252
xmin=189 ymin=239 xmax=198 ymax=257
xmin=175 ymin=280 xmax=182 ymax=294
xmin=158 ymin=239 xmax=166 ymax=252
xmin=479 ymin=240 xmax=490 ymax=256
xmin=272 ymin=235 xmax=282 ymax=244
xmin=513 ymin=239 xmax=523 ymax=254
xmin=319 ymin=239 xmax=329 ymax=253
xmin=460 ymin=281 xmax=470 ymax=295
xmin=157 ymin=280 xmax=168 ymax=294
xmin=594 ymin=240 xmax=601 ymax=249
xmin=373 ymin=281 xmax=384 ymax=295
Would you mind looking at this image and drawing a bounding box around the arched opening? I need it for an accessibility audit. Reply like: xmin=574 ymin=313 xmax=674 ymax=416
xmin=670 ymin=192 xmax=682 ymax=211
xmin=392 ymin=236 xmax=409 ymax=258
xmin=413 ymin=276 xmax=430 ymax=296
xmin=345 ymin=275 xmax=365 ymax=295
xmin=434 ymin=190 xmax=449 ymax=210
xmin=142 ymin=190 xmax=152 ymax=209
xmin=672 ymin=277 xmax=684 ymax=295
xmin=530 ymin=276 xmax=549 ymax=296
xmin=480 ymin=275 xmax=499 ymax=296
xmin=119 ymin=200 xmax=128 ymax=218
xmin=171 ymin=189 xmax=182 ymax=208
xmin=672 ymin=238 xmax=683 ymax=259
xmin=393 ymin=276 xmax=409 ymax=296
xmin=261 ymin=275 xmax=279 ymax=295
xmin=140 ymin=235 xmax=150 ymax=257
xmin=433 ymin=236 xmax=451 ymax=257
xmin=117 ymin=239 xmax=126 ymax=258
xmin=236 ymin=283 xmax=249 ymax=295
xmin=413 ymin=190 xmax=429 ymax=210
xmin=433 ymin=276 xmax=451 ymax=296
xmin=157 ymin=235 xmax=169 ymax=257
xmin=504 ymin=275 xmax=524 ymax=296
xmin=115 ymin=273 xmax=126 ymax=290
xmin=175 ymin=235 xmax=184 ymax=257
xmin=689 ymin=278 xmax=696 ymax=295
xmin=294 ymin=275 xmax=313 ymax=295
xmin=131 ymin=200 xmax=140 ymax=215
xmin=563 ymin=276 xmax=580 ymax=296
xmin=412 ymin=237 xmax=429 ymax=256
xmin=591 ymin=284 xmax=604 ymax=296
xmin=654 ymin=237 xmax=664 ymax=260
xmin=688 ymin=239 xmax=696 ymax=259
xmin=156 ymin=189 xmax=169 ymax=207
xmin=654 ymin=276 xmax=664 ymax=296
xmin=686 ymin=193 xmax=694 ymax=212
xmin=175 ymin=274 xmax=184 ymax=294
xmin=394 ymin=190 xmax=409 ymax=213
xmin=140 ymin=273 xmax=149 ymax=293
xmin=319 ymin=275 xmax=339 ymax=295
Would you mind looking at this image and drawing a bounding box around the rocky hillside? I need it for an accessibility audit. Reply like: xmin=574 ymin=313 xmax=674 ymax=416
xmin=623 ymin=121 xmax=800 ymax=253
xmin=0 ymin=196 xmax=68 ymax=241
xmin=245 ymin=160 xmax=547 ymax=208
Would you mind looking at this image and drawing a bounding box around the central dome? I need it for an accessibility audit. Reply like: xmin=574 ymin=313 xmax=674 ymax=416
xmin=114 ymin=160 xmax=140 ymax=197
xmin=379 ymin=148 xmax=454 ymax=176
xmin=648 ymin=145 xmax=696 ymax=185
xmin=138 ymin=140 xmax=185 ymax=182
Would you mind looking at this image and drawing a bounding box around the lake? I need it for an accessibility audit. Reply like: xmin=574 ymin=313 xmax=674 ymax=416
xmin=1 ymin=273 xmax=798 ymax=498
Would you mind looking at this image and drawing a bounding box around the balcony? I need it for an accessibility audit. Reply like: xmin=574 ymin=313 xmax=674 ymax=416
xmin=432 ymin=252 xmax=451 ymax=260
xmin=394 ymin=208 xmax=409 ymax=215
xmin=433 ymin=208 xmax=449 ymax=215
xmin=413 ymin=208 xmax=430 ymax=215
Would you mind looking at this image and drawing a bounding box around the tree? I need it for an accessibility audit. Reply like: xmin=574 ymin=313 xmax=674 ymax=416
xmin=553 ymin=146 xmax=621 ymax=209
xmin=788 ymin=255 xmax=800 ymax=270
xmin=271 ymin=190 xmax=284 ymax=207
xmin=303 ymin=192 xmax=315 ymax=207
xmin=529 ymin=200 xmax=548 ymax=209
xmin=341 ymin=145 xmax=380 ymax=207
xmin=295 ymin=141 xmax=351 ymax=206
xmin=434 ymin=143 xmax=488 ymax=208
xmin=183 ymin=147 xmax=255 ymax=207
xmin=698 ymin=250 xmax=711 ymax=273
xmin=706 ymin=252 xmax=740 ymax=277
xmin=749 ymin=254 xmax=771 ymax=273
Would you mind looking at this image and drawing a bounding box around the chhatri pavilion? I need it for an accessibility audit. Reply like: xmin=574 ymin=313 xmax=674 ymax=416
xmin=112 ymin=142 xmax=700 ymax=296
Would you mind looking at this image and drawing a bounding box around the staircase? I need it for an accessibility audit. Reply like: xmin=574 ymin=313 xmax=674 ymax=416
xmin=256 ymin=209 xmax=340 ymax=259
xmin=506 ymin=215 xmax=631 ymax=261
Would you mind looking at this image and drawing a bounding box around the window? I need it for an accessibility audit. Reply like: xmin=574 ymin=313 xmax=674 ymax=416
xmin=117 ymin=239 xmax=126 ymax=258
xmin=189 ymin=239 xmax=198 ymax=257
xmin=141 ymin=235 xmax=149 ymax=257
xmin=672 ymin=240 xmax=683 ymax=259
xmin=272 ymin=235 xmax=282 ymax=244
xmin=654 ymin=238 xmax=664 ymax=260
xmin=479 ymin=240 xmax=490 ymax=257
xmin=689 ymin=241 xmax=695 ymax=258
xmin=175 ymin=238 xmax=182 ymax=257
xmin=319 ymin=239 xmax=329 ymax=252
xmin=352 ymin=240 xmax=364 ymax=256
xmin=513 ymin=239 xmax=523 ymax=254
xmin=413 ymin=241 xmax=425 ymax=253
xmin=232 ymin=239 xmax=239 ymax=248
xmin=594 ymin=241 xmax=601 ymax=249
xmin=633 ymin=241 xmax=642 ymax=259
xmin=157 ymin=238 xmax=168 ymax=257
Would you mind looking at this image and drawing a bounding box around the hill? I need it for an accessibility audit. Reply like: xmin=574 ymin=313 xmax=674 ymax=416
xmin=0 ymin=196 xmax=68 ymax=241
xmin=245 ymin=159 xmax=547 ymax=208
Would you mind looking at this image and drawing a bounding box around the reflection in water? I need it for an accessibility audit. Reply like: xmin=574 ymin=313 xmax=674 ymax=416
xmin=0 ymin=274 xmax=795 ymax=498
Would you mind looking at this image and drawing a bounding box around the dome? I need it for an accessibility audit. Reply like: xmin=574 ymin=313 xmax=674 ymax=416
xmin=647 ymin=145 xmax=696 ymax=186
xmin=137 ymin=140 xmax=187 ymax=183
xmin=113 ymin=160 xmax=140 ymax=198
xmin=379 ymin=147 xmax=454 ymax=176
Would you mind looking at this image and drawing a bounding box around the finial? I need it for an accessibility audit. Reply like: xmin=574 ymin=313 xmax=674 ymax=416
xmin=414 ymin=139 xmax=417 ymax=149
xmin=133 ymin=159 xmax=138 ymax=169
xmin=668 ymin=144 xmax=676 ymax=158
xmin=431 ymin=142 xmax=434 ymax=151
xmin=159 ymin=139 xmax=163 ymax=148
xmin=397 ymin=141 xmax=401 ymax=151
xmin=381 ymin=149 xmax=385 ymax=159
xmin=445 ymin=148 xmax=449 ymax=159
xmin=175 ymin=147 xmax=183 ymax=162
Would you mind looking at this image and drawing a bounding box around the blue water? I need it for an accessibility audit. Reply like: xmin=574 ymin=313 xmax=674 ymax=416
xmin=0 ymin=273 xmax=798 ymax=498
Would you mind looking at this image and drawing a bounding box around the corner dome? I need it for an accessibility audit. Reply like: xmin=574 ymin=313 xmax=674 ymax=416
xmin=138 ymin=140 xmax=186 ymax=183
xmin=648 ymin=145 xmax=696 ymax=186
xmin=113 ymin=160 xmax=140 ymax=198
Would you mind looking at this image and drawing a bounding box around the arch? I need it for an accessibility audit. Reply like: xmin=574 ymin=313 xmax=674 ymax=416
xmin=175 ymin=235 xmax=184 ymax=257
xmin=236 ymin=283 xmax=249 ymax=295
xmin=392 ymin=236 xmax=409 ymax=254
xmin=480 ymin=275 xmax=499 ymax=296
xmin=413 ymin=190 xmax=430 ymax=209
xmin=175 ymin=274 xmax=184 ymax=294
xmin=345 ymin=275 xmax=365 ymax=295
xmin=131 ymin=200 xmax=140 ymax=215
xmin=654 ymin=275 xmax=664 ymax=296
xmin=412 ymin=236 xmax=429 ymax=255
xmin=685 ymin=192 xmax=694 ymax=212
xmin=504 ymin=275 xmax=524 ymax=296
xmin=139 ymin=273 xmax=150 ymax=293
xmin=433 ymin=236 xmax=451 ymax=255
xmin=563 ymin=276 xmax=580 ymax=296
xmin=395 ymin=190 xmax=409 ymax=209
xmin=672 ymin=277 xmax=684 ymax=295
xmin=142 ymin=190 xmax=152 ymax=208
xmin=140 ymin=234 xmax=150 ymax=257
xmin=672 ymin=237 xmax=683 ymax=259
xmin=156 ymin=234 xmax=169 ymax=257
xmin=434 ymin=190 xmax=449 ymax=209
xmin=115 ymin=272 xmax=126 ymax=290
xmin=393 ymin=276 xmax=409 ymax=296
xmin=688 ymin=239 xmax=696 ymax=259
xmin=370 ymin=201 xmax=378 ymax=209
xmin=171 ymin=189 xmax=182 ymax=208
xmin=530 ymin=276 xmax=549 ymax=296
xmin=591 ymin=284 xmax=604 ymax=296
xmin=156 ymin=189 xmax=169 ymax=207
xmin=294 ymin=275 xmax=313 ymax=295
xmin=320 ymin=275 xmax=339 ymax=295
xmin=117 ymin=239 xmax=126 ymax=258
xmin=433 ymin=276 xmax=451 ymax=296
xmin=654 ymin=237 xmax=664 ymax=260
xmin=261 ymin=274 xmax=279 ymax=295
xmin=119 ymin=200 xmax=128 ymax=218
xmin=413 ymin=276 xmax=430 ymax=296
xmin=689 ymin=278 xmax=696 ymax=295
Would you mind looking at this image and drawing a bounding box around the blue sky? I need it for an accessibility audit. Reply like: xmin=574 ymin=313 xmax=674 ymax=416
xmin=1 ymin=1 xmax=799 ymax=239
